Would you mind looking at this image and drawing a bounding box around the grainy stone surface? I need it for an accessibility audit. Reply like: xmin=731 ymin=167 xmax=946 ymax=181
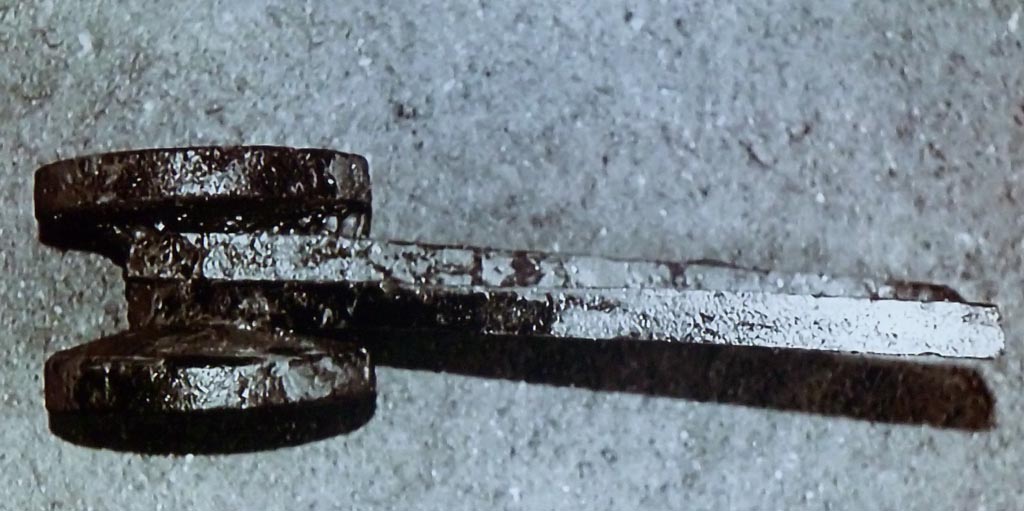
xmin=1 ymin=1 xmax=1023 ymax=509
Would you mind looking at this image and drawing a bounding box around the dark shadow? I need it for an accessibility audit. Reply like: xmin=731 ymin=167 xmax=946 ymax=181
xmin=364 ymin=332 xmax=994 ymax=430
xmin=44 ymin=332 xmax=994 ymax=456
xmin=48 ymin=397 xmax=376 ymax=455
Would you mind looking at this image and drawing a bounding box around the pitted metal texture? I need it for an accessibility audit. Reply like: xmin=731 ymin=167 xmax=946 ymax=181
xmin=33 ymin=146 xmax=1006 ymax=453
xmin=35 ymin=146 xmax=372 ymax=261
xmin=45 ymin=326 xmax=374 ymax=414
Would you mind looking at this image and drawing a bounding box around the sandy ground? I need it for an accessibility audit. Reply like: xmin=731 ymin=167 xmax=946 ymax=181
xmin=1 ymin=1 xmax=1023 ymax=509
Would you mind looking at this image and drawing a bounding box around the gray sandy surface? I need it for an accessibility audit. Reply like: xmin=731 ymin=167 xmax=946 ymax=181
xmin=1 ymin=0 xmax=1023 ymax=509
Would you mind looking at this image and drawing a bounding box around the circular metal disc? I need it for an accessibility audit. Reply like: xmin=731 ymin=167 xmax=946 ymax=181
xmin=45 ymin=326 xmax=374 ymax=413
xmin=34 ymin=146 xmax=372 ymax=260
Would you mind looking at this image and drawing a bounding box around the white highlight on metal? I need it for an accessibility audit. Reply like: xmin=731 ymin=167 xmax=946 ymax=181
xmin=127 ymin=232 xmax=1006 ymax=358
xmin=521 ymin=288 xmax=1003 ymax=358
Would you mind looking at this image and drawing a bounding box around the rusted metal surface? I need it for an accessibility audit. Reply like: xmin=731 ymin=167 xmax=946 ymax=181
xmin=32 ymin=146 xmax=1006 ymax=452
xmin=123 ymin=231 xmax=1003 ymax=357
xmin=35 ymin=146 xmax=372 ymax=261
xmin=127 ymin=231 xmax=962 ymax=300
xmin=45 ymin=326 xmax=374 ymax=413
xmin=124 ymin=279 xmax=1002 ymax=358
xmin=43 ymin=325 xmax=376 ymax=454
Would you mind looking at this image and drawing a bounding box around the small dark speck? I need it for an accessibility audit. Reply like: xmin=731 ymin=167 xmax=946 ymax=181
xmin=948 ymin=51 xmax=967 ymax=68
xmin=392 ymin=103 xmax=418 ymax=121
xmin=204 ymin=105 xmax=224 ymax=115
xmin=913 ymin=196 xmax=926 ymax=212
xmin=926 ymin=142 xmax=947 ymax=162
xmin=600 ymin=447 xmax=618 ymax=463
xmin=788 ymin=122 xmax=813 ymax=143
xmin=577 ymin=461 xmax=595 ymax=478
xmin=738 ymin=139 xmax=772 ymax=169
xmin=624 ymin=10 xmax=634 ymax=23
xmin=896 ymin=122 xmax=913 ymax=140
xmin=1003 ymin=183 xmax=1017 ymax=205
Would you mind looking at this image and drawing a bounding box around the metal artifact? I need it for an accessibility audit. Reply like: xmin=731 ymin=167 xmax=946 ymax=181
xmin=35 ymin=146 xmax=1004 ymax=452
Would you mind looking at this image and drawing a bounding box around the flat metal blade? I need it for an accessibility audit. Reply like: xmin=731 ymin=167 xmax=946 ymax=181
xmin=125 ymin=232 xmax=1004 ymax=358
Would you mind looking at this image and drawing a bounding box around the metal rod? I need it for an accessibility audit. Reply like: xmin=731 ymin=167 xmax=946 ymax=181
xmin=125 ymin=232 xmax=1004 ymax=358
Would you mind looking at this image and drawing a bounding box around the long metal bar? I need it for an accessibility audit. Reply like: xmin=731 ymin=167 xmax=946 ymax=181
xmin=125 ymin=232 xmax=1004 ymax=358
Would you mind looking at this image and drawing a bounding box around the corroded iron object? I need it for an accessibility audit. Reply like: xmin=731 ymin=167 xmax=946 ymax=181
xmin=35 ymin=146 xmax=372 ymax=260
xmin=122 ymin=231 xmax=1003 ymax=357
xmin=44 ymin=325 xmax=377 ymax=453
xmin=45 ymin=326 xmax=375 ymax=413
xmin=33 ymin=145 xmax=1006 ymax=451
xmin=124 ymin=279 xmax=1003 ymax=358
xmin=128 ymin=231 xmax=970 ymax=301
